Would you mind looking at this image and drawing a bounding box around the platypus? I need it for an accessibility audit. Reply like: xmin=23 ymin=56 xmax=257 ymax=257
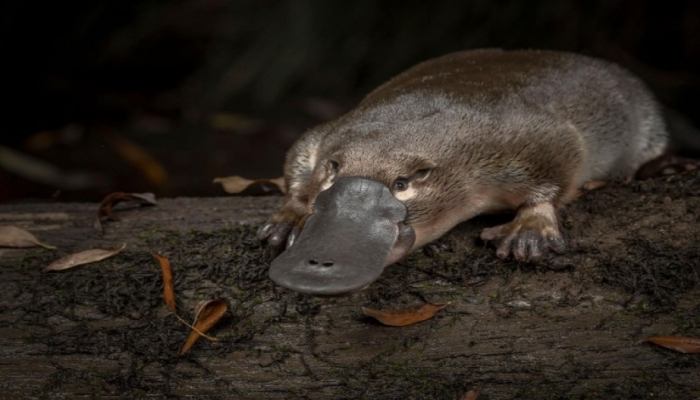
xmin=258 ymin=49 xmax=669 ymax=296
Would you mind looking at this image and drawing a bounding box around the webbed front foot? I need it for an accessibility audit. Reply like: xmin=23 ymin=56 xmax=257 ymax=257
xmin=480 ymin=202 xmax=565 ymax=263
xmin=258 ymin=206 xmax=307 ymax=259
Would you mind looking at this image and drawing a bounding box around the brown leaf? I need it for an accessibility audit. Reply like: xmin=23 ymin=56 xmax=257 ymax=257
xmin=43 ymin=243 xmax=126 ymax=272
xmin=460 ymin=390 xmax=479 ymax=400
xmin=0 ymin=226 xmax=56 ymax=249
xmin=213 ymin=175 xmax=286 ymax=194
xmin=153 ymin=254 xmax=176 ymax=313
xmin=95 ymin=192 xmax=156 ymax=234
xmin=209 ymin=113 xmax=260 ymax=131
xmin=102 ymin=130 xmax=168 ymax=188
xmin=362 ymin=302 xmax=449 ymax=327
xmin=179 ymin=300 xmax=227 ymax=355
xmin=640 ymin=336 xmax=700 ymax=354
xmin=266 ymin=177 xmax=286 ymax=193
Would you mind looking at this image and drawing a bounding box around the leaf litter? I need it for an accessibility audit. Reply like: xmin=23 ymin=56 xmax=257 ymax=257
xmin=101 ymin=129 xmax=168 ymax=188
xmin=151 ymin=254 xmax=227 ymax=355
xmin=0 ymin=225 xmax=56 ymax=249
xmin=179 ymin=300 xmax=228 ymax=355
xmin=459 ymin=390 xmax=479 ymax=400
xmin=95 ymin=192 xmax=157 ymax=234
xmin=640 ymin=336 xmax=700 ymax=354
xmin=43 ymin=244 xmax=126 ymax=272
xmin=362 ymin=302 xmax=449 ymax=326
xmin=213 ymin=175 xmax=286 ymax=194
xmin=153 ymin=254 xmax=176 ymax=312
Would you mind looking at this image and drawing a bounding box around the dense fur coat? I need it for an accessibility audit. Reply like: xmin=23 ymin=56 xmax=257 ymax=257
xmin=260 ymin=49 xmax=668 ymax=262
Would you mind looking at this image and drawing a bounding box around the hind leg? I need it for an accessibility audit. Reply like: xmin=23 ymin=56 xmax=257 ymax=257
xmin=480 ymin=202 xmax=566 ymax=263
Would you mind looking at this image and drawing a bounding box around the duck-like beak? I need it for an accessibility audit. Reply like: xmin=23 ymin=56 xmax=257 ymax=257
xmin=269 ymin=177 xmax=415 ymax=296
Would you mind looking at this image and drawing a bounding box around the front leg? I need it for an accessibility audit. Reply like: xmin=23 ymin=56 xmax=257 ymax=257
xmin=257 ymin=196 xmax=308 ymax=258
xmin=480 ymin=202 xmax=566 ymax=262
xmin=258 ymin=126 xmax=328 ymax=258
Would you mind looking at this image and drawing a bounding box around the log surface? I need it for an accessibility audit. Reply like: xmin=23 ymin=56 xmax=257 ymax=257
xmin=1 ymin=175 xmax=699 ymax=399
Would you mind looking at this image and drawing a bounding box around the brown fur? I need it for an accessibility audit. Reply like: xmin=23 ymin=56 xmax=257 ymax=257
xmin=263 ymin=49 xmax=668 ymax=261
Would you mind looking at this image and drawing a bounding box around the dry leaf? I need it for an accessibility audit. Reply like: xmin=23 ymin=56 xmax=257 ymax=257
xmin=95 ymin=192 xmax=156 ymax=234
xmin=43 ymin=243 xmax=126 ymax=272
xmin=0 ymin=226 xmax=56 ymax=249
xmin=153 ymin=254 xmax=176 ymax=312
xmin=210 ymin=113 xmax=259 ymax=131
xmin=362 ymin=302 xmax=449 ymax=327
xmin=179 ymin=300 xmax=227 ymax=355
xmin=460 ymin=390 xmax=479 ymax=400
xmin=640 ymin=336 xmax=700 ymax=354
xmin=102 ymin=130 xmax=168 ymax=187
xmin=213 ymin=175 xmax=286 ymax=194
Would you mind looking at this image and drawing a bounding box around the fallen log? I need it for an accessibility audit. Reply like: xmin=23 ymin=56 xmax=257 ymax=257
xmin=0 ymin=174 xmax=698 ymax=399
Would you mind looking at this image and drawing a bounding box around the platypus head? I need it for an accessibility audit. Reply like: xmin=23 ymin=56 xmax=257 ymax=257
xmin=269 ymin=176 xmax=416 ymax=296
xmin=269 ymin=148 xmax=438 ymax=296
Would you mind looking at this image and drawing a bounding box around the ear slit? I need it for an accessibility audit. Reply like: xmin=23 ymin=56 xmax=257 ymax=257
xmin=409 ymin=168 xmax=432 ymax=182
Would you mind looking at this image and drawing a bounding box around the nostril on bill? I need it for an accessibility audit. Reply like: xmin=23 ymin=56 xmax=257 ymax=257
xmin=306 ymin=259 xmax=334 ymax=267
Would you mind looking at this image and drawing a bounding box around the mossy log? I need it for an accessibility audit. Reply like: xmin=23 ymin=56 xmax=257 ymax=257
xmin=0 ymin=175 xmax=699 ymax=399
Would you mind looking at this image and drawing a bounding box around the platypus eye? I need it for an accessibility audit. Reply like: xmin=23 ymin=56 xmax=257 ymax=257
xmin=393 ymin=179 xmax=408 ymax=191
xmin=392 ymin=167 xmax=433 ymax=192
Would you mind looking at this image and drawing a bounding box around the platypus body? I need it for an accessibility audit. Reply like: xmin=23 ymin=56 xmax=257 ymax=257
xmin=259 ymin=49 xmax=668 ymax=296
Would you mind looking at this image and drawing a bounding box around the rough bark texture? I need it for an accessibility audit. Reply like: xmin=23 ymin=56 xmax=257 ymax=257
xmin=1 ymin=174 xmax=699 ymax=400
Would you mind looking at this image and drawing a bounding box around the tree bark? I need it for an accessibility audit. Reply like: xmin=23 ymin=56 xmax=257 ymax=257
xmin=1 ymin=175 xmax=699 ymax=399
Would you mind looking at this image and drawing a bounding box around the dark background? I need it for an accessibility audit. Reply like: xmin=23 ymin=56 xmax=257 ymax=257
xmin=2 ymin=0 xmax=699 ymax=202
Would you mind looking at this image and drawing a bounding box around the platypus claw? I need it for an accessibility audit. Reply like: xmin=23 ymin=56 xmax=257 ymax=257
xmin=256 ymin=222 xmax=274 ymax=240
xmin=482 ymin=226 xmax=565 ymax=263
xmin=286 ymin=226 xmax=301 ymax=249
xmin=258 ymin=221 xmax=290 ymax=258
xmin=258 ymin=212 xmax=306 ymax=259
xmin=480 ymin=202 xmax=565 ymax=263
xmin=636 ymin=153 xmax=700 ymax=180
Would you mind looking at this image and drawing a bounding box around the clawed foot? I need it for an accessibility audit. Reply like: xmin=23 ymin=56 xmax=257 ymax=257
xmin=636 ymin=153 xmax=700 ymax=179
xmin=257 ymin=208 xmax=307 ymax=259
xmin=480 ymin=202 xmax=565 ymax=262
